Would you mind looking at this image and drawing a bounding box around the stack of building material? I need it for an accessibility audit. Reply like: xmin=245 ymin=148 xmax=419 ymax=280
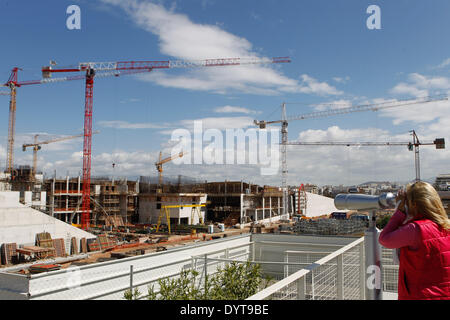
xmin=29 ymin=263 xmax=61 ymax=274
xmin=98 ymin=234 xmax=117 ymax=250
xmin=105 ymin=216 xmax=125 ymax=228
xmin=1 ymin=243 xmax=18 ymax=265
xmin=80 ymin=238 xmax=87 ymax=253
xmin=52 ymin=239 xmax=66 ymax=257
xmin=71 ymin=237 xmax=78 ymax=255
xmin=16 ymin=246 xmax=56 ymax=260
xmin=87 ymin=238 xmax=101 ymax=252
xmin=36 ymin=232 xmax=56 ymax=258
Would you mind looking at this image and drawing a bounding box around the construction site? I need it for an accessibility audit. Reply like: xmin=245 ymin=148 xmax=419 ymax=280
xmin=0 ymin=56 xmax=448 ymax=301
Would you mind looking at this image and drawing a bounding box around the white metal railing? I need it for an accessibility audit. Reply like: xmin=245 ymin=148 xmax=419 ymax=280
xmin=246 ymin=237 xmax=365 ymax=300
xmin=381 ymin=247 xmax=399 ymax=293
xmin=15 ymin=235 xmax=398 ymax=300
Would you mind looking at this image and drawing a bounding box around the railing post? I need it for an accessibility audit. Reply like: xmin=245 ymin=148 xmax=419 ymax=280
xmin=252 ymin=242 xmax=255 ymax=262
xmin=284 ymin=254 xmax=289 ymax=277
xmin=359 ymin=241 xmax=366 ymax=300
xmin=204 ymin=253 xmax=208 ymax=291
xmin=129 ymin=265 xmax=134 ymax=294
xmin=337 ymin=255 xmax=344 ymax=299
xmin=311 ymin=270 xmax=315 ymax=300
xmin=296 ymin=276 xmax=305 ymax=300
xmin=365 ymin=210 xmax=383 ymax=300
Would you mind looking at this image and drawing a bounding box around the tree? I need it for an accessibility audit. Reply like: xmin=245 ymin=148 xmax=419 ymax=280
xmin=376 ymin=214 xmax=391 ymax=229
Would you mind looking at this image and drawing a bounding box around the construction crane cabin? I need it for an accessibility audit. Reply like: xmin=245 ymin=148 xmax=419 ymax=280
xmin=254 ymin=95 xmax=448 ymax=219
xmin=5 ymin=56 xmax=290 ymax=230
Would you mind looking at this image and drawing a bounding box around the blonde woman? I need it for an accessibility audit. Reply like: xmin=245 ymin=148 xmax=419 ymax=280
xmin=379 ymin=181 xmax=450 ymax=300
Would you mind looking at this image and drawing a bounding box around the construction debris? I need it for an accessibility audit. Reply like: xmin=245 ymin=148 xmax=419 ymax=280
xmin=29 ymin=263 xmax=61 ymax=274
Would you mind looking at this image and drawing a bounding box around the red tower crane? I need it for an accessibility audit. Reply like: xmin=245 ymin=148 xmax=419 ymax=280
xmin=5 ymin=56 xmax=290 ymax=230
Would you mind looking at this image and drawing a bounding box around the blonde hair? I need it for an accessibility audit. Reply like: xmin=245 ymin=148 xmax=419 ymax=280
xmin=406 ymin=181 xmax=450 ymax=230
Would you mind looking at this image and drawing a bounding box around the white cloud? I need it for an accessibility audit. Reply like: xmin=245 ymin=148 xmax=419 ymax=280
xmin=286 ymin=126 xmax=450 ymax=185
xmin=378 ymin=97 xmax=450 ymax=125
xmin=390 ymin=73 xmax=450 ymax=98
xmin=436 ymin=58 xmax=450 ymax=69
xmin=390 ymin=82 xmax=428 ymax=97
xmin=179 ymin=116 xmax=254 ymax=131
xmin=385 ymin=73 xmax=450 ymax=125
xmin=299 ymin=74 xmax=343 ymax=96
xmin=332 ymin=76 xmax=350 ymax=84
xmin=296 ymin=126 xmax=395 ymax=143
xmin=213 ymin=105 xmax=259 ymax=114
xmin=101 ymin=0 xmax=341 ymax=96
xmin=46 ymin=150 xmax=159 ymax=178
xmin=98 ymin=120 xmax=169 ymax=129
xmin=310 ymin=99 xmax=353 ymax=112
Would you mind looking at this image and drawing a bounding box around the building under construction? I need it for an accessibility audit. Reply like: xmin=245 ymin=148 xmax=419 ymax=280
xmin=44 ymin=176 xmax=139 ymax=226
xmin=204 ymin=181 xmax=288 ymax=226
xmin=138 ymin=176 xmax=207 ymax=226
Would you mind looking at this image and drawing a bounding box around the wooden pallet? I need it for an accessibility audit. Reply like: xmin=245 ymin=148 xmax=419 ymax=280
xmin=52 ymin=239 xmax=67 ymax=257
xmin=1 ymin=243 xmax=18 ymax=265
xmin=71 ymin=237 xmax=78 ymax=255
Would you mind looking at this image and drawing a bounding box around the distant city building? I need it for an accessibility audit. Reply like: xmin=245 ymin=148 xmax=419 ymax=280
xmin=435 ymin=174 xmax=450 ymax=191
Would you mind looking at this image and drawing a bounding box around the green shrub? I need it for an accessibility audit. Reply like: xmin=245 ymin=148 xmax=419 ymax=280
xmin=124 ymin=261 xmax=272 ymax=300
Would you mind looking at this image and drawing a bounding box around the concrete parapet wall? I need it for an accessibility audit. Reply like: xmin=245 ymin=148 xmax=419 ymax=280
xmin=0 ymin=234 xmax=251 ymax=300
xmin=0 ymin=191 xmax=95 ymax=246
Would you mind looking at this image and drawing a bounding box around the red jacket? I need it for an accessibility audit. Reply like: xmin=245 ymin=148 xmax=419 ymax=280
xmin=398 ymin=219 xmax=450 ymax=300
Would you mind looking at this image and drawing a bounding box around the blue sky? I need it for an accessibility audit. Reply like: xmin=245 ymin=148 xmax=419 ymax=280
xmin=0 ymin=0 xmax=449 ymax=186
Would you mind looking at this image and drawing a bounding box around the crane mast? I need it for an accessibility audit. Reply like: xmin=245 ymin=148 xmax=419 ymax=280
xmin=7 ymin=85 xmax=16 ymax=178
xmin=3 ymin=68 xmax=20 ymax=178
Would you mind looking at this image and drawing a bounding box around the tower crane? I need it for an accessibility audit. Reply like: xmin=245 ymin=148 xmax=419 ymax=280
xmin=286 ymin=130 xmax=445 ymax=182
xmin=155 ymin=151 xmax=186 ymax=189
xmin=22 ymin=131 xmax=100 ymax=181
xmin=5 ymin=56 xmax=290 ymax=230
xmin=254 ymin=94 xmax=448 ymax=219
